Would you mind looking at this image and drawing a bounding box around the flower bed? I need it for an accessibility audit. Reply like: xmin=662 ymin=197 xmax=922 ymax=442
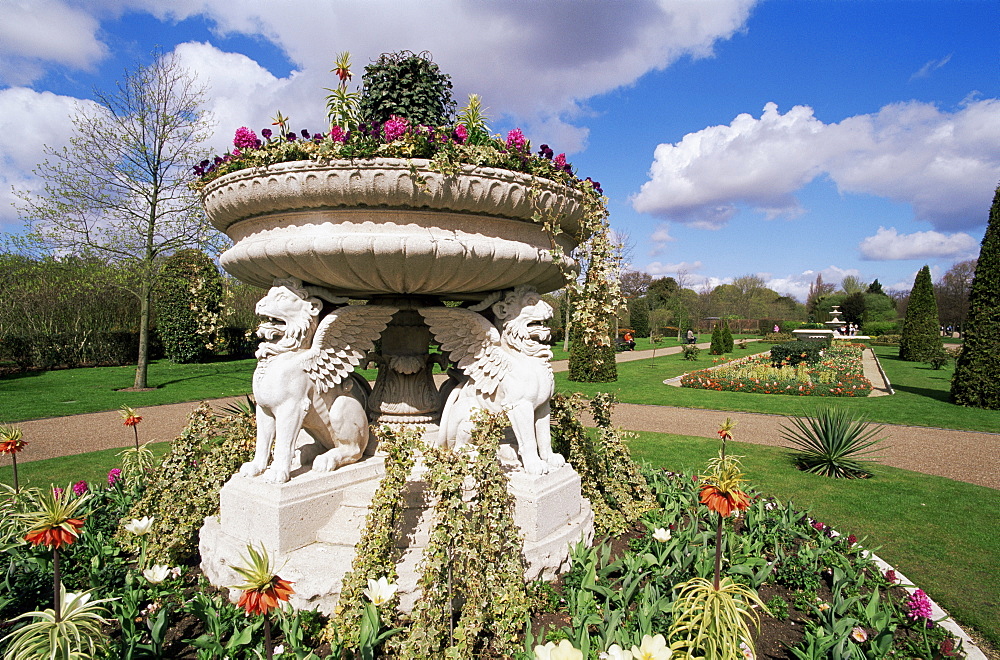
xmin=681 ymin=344 xmax=873 ymax=397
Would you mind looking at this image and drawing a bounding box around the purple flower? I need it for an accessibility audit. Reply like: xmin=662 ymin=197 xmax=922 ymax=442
xmin=812 ymin=520 xmax=826 ymax=531
xmin=300 ymin=129 xmax=311 ymax=139
xmin=539 ymin=144 xmax=554 ymax=159
xmin=506 ymin=128 xmax=527 ymax=152
xmin=233 ymin=126 xmax=258 ymax=150
xmin=108 ymin=468 xmax=122 ymax=487
xmin=73 ymin=480 xmax=88 ymax=496
xmin=261 ymin=128 xmax=272 ymax=139
xmin=329 ymin=126 xmax=347 ymax=143
xmin=454 ymin=124 xmax=469 ymax=144
xmin=383 ymin=115 xmax=409 ymax=142
xmin=286 ymin=132 xmax=297 ymax=141
xmin=906 ymin=589 xmax=933 ymax=623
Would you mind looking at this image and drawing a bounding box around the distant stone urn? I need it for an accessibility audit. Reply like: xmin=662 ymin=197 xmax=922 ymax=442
xmin=201 ymin=158 xmax=585 ymax=299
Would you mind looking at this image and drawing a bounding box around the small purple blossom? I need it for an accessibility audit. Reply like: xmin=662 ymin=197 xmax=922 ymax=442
xmin=261 ymin=128 xmax=272 ymax=139
xmin=233 ymin=126 xmax=257 ymax=150
xmin=72 ymin=480 xmax=88 ymax=496
xmin=286 ymin=132 xmax=297 ymax=142
xmin=454 ymin=124 xmax=469 ymax=144
xmin=506 ymin=128 xmax=527 ymax=152
xmin=884 ymin=569 xmax=898 ymax=584
xmin=383 ymin=115 xmax=409 ymax=142
xmin=812 ymin=520 xmax=826 ymax=531
xmin=108 ymin=468 xmax=122 ymax=487
xmin=538 ymin=144 xmax=554 ymax=159
xmin=906 ymin=589 xmax=933 ymax=623
xmin=301 ymin=129 xmax=311 ymax=139
xmin=846 ymin=533 xmax=857 ymax=546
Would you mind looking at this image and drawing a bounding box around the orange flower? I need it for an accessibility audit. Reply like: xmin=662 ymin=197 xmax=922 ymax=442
xmin=237 ymin=576 xmax=295 ymax=615
xmin=0 ymin=426 xmax=26 ymax=454
xmin=120 ymin=405 xmax=142 ymax=427
xmin=24 ymin=518 xmax=85 ymax=549
xmin=700 ymin=484 xmax=750 ymax=517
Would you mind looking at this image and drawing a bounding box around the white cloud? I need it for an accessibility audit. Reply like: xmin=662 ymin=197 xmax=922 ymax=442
xmin=0 ymin=88 xmax=99 ymax=231
xmin=648 ymin=225 xmax=676 ymax=255
xmin=134 ymin=0 xmax=758 ymax=152
xmin=633 ymin=99 xmax=1000 ymax=232
xmin=644 ymin=260 xmax=702 ymax=278
xmin=858 ymin=226 xmax=979 ymax=261
xmin=0 ymin=0 xmax=107 ymax=85
xmin=910 ymin=54 xmax=952 ymax=81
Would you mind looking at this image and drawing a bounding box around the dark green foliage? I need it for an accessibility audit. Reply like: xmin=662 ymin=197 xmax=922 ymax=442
xmin=359 ymin=51 xmax=455 ymax=126
xmin=709 ymin=322 xmax=725 ymax=355
xmin=841 ymin=291 xmax=867 ymax=325
xmin=121 ymin=403 xmax=254 ymax=564
xmin=952 ymin=184 xmax=1000 ymax=409
xmin=770 ymin=341 xmax=825 ymax=368
xmin=867 ymin=279 xmax=885 ymax=295
xmin=898 ymin=265 xmax=941 ymax=362
xmin=155 ymin=249 xmax=223 ymax=364
xmin=568 ymin=338 xmax=618 ymax=382
xmin=0 ymin=330 xmax=146 ymax=371
xmin=780 ymin=407 xmax=886 ymax=478
xmin=721 ymin=321 xmax=734 ymax=353
xmin=862 ymin=321 xmax=900 ymax=337
xmin=629 ymin=297 xmax=650 ymax=337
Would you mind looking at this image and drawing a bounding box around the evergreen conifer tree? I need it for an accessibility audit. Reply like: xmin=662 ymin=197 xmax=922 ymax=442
xmin=898 ymin=265 xmax=940 ymax=361
xmin=951 ymin=184 xmax=1000 ymax=409
xmin=629 ymin=298 xmax=650 ymax=338
xmin=721 ymin=321 xmax=734 ymax=353
xmin=709 ymin=322 xmax=724 ymax=355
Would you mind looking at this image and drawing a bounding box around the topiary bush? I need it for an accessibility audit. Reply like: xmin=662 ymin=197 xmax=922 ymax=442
xmin=951 ymin=183 xmax=1000 ymax=409
xmin=358 ymin=50 xmax=455 ymax=126
xmin=628 ymin=298 xmax=650 ymax=338
xmin=770 ymin=340 xmax=825 ymax=368
xmin=898 ymin=265 xmax=941 ymax=362
xmin=154 ymin=249 xmax=224 ymax=364
xmin=721 ymin=321 xmax=734 ymax=353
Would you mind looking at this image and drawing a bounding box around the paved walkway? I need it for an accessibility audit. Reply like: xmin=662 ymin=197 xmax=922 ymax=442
xmin=12 ymin=342 xmax=1000 ymax=490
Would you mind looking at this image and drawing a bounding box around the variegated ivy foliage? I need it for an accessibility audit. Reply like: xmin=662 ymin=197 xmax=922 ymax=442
xmin=550 ymin=393 xmax=656 ymax=537
xmin=394 ymin=410 xmax=529 ymax=659
xmin=324 ymin=425 xmax=418 ymax=650
xmin=119 ymin=403 xmax=255 ymax=564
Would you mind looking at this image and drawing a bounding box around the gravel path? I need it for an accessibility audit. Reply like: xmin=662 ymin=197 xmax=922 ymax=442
xmin=11 ymin=343 xmax=1000 ymax=490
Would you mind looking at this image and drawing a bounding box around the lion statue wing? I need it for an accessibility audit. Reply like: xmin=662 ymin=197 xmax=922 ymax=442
xmin=306 ymin=305 xmax=397 ymax=393
xmin=419 ymin=306 xmax=509 ymax=399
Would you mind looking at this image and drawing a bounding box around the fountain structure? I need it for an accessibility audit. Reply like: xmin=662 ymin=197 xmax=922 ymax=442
xmin=197 ymin=159 xmax=595 ymax=613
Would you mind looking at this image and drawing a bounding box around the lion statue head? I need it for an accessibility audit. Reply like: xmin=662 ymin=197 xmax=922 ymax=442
xmin=254 ymin=278 xmax=325 ymax=357
xmin=492 ymin=286 xmax=554 ymax=359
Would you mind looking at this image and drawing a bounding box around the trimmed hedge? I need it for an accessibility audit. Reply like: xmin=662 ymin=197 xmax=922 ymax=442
xmin=770 ymin=340 xmax=825 ymax=367
xmin=0 ymin=331 xmax=156 ymax=371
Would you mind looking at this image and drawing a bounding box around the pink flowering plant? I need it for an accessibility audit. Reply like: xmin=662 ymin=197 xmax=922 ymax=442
xmin=190 ymin=52 xmax=603 ymax=206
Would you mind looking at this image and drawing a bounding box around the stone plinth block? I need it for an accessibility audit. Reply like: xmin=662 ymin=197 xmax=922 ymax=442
xmin=200 ymin=456 xmax=594 ymax=615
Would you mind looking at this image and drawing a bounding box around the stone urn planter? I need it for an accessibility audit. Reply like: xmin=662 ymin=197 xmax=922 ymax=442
xmin=201 ymin=158 xmax=586 ymax=298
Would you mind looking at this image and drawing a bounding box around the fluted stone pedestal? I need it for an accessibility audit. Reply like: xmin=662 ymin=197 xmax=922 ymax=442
xmin=200 ymin=455 xmax=594 ymax=614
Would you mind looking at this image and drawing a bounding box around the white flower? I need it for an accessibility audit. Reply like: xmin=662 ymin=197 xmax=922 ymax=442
xmin=652 ymin=528 xmax=671 ymax=543
xmin=631 ymin=634 xmax=672 ymax=660
xmin=363 ymin=576 xmax=398 ymax=606
xmin=740 ymin=640 xmax=756 ymax=660
xmin=143 ymin=564 xmax=172 ymax=584
xmin=124 ymin=516 xmax=155 ymax=535
xmin=601 ymin=643 xmax=634 ymax=660
xmin=273 ymin=644 xmax=285 ymax=655
xmin=534 ymin=639 xmax=584 ymax=660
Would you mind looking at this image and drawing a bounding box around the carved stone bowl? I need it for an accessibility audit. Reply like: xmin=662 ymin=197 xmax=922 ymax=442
xmin=201 ymin=158 xmax=584 ymax=298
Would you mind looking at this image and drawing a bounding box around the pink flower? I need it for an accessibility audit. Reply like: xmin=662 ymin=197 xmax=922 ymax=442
xmin=383 ymin=115 xmax=409 ymax=142
xmin=233 ymin=126 xmax=258 ymax=150
xmin=108 ymin=468 xmax=122 ymax=487
xmin=554 ymin=153 xmax=567 ymax=169
xmin=454 ymin=124 xmax=468 ymax=144
xmin=329 ymin=126 xmax=347 ymax=143
xmin=851 ymin=626 xmax=868 ymax=642
xmin=906 ymin=589 xmax=933 ymax=622
xmin=506 ymin=128 xmax=526 ymax=151
xmin=72 ymin=480 xmax=88 ymax=496
xmin=884 ymin=569 xmax=898 ymax=584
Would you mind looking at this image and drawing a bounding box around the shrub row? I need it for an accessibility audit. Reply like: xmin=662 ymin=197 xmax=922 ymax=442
xmin=0 ymin=331 xmax=154 ymax=371
xmin=769 ymin=340 xmax=825 ymax=367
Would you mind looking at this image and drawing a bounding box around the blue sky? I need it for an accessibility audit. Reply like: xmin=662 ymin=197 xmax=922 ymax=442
xmin=1 ymin=0 xmax=997 ymax=301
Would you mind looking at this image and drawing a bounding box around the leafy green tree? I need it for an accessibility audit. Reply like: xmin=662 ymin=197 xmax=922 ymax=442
xmin=840 ymin=291 xmax=867 ymax=325
xmin=951 ymin=184 xmax=1000 ymax=409
xmin=359 ymin=51 xmax=455 ymax=126
xmin=898 ymin=265 xmax=940 ymax=361
xmin=155 ymin=249 xmax=224 ymax=363
xmin=15 ymin=52 xmax=218 ymax=388
xmin=867 ymin=279 xmax=885 ymax=295
xmin=628 ymin=298 xmax=650 ymax=337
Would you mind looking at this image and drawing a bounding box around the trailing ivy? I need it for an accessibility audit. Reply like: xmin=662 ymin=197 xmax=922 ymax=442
xmin=589 ymin=393 xmax=657 ymax=525
xmin=323 ymin=425 xmax=418 ymax=650
xmin=119 ymin=403 xmax=254 ymax=564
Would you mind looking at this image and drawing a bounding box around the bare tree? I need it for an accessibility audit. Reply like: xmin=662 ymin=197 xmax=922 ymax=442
xmin=936 ymin=259 xmax=977 ymax=333
xmin=17 ymin=52 xmax=220 ymax=389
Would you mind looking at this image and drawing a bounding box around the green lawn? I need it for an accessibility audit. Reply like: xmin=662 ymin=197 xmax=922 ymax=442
xmin=556 ymin=344 xmax=1000 ymax=433
xmin=630 ymin=431 xmax=1000 ymax=653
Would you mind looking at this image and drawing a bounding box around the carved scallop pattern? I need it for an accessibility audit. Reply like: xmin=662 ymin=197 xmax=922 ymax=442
xmin=202 ymin=158 xmax=585 ymax=235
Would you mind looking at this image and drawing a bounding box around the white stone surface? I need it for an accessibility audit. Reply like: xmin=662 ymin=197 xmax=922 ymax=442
xmin=201 ymin=159 xmax=582 ymax=297
xmin=200 ymin=455 xmax=594 ymax=614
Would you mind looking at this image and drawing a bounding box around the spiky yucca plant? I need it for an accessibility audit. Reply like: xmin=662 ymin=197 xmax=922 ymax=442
xmin=1 ymin=589 xmax=114 ymax=660
xmin=670 ymin=576 xmax=768 ymax=660
xmin=780 ymin=407 xmax=886 ymax=478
